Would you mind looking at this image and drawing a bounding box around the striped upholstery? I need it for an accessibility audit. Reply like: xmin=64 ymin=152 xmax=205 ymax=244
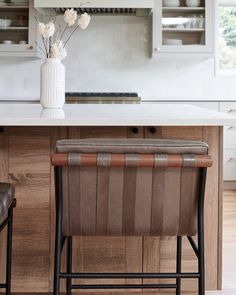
xmin=54 ymin=139 xmax=210 ymax=237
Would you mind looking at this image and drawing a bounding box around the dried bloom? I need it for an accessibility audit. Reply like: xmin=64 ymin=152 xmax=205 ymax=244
xmin=42 ymin=21 xmax=55 ymax=39
xmin=50 ymin=40 xmax=67 ymax=60
xmin=38 ymin=22 xmax=45 ymax=36
xmin=64 ymin=8 xmax=77 ymax=27
xmin=78 ymin=13 xmax=91 ymax=29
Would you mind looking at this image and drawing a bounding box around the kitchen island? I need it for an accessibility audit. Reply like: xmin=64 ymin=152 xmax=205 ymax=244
xmin=0 ymin=103 xmax=235 ymax=294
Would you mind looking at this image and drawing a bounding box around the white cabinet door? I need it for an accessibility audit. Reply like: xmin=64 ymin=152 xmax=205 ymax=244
xmin=220 ymin=102 xmax=236 ymax=181
xmin=153 ymin=0 xmax=214 ymax=56
xmin=0 ymin=0 xmax=39 ymax=57
xmin=224 ymin=150 xmax=236 ymax=181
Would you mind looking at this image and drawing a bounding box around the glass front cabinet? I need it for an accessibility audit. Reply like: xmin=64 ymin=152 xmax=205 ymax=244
xmin=0 ymin=0 xmax=39 ymax=57
xmin=153 ymin=0 xmax=214 ymax=56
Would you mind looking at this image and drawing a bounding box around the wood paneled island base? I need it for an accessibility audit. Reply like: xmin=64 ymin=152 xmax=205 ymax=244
xmin=0 ymin=126 xmax=222 ymax=294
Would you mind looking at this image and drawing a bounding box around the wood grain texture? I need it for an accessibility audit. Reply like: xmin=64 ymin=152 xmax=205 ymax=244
xmin=203 ymin=127 xmax=221 ymax=291
xmin=8 ymin=127 xmax=51 ymax=292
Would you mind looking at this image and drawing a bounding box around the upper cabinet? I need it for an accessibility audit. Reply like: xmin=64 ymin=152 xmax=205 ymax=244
xmin=0 ymin=0 xmax=39 ymax=57
xmin=152 ymin=0 xmax=214 ymax=56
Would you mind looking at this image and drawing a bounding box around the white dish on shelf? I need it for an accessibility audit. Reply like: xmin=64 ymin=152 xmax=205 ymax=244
xmin=186 ymin=0 xmax=200 ymax=7
xmin=163 ymin=38 xmax=183 ymax=45
xmin=11 ymin=0 xmax=29 ymax=4
xmin=2 ymin=40 xmax=15 ymax=44
xmin=0 ymin=18 xmax=12 ymax=27
xmin=163 ymin=0 xmax=180 ymax=7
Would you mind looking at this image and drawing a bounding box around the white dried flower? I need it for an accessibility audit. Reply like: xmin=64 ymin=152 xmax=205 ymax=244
xmin=50 ymin=40 xmax=67 ymax=60
xmin=64 ymin=8 xmax=77 ymax=27
xmin=42 ymin=21 xmax=55 ymax=39
xmin=78 ymin=13 xmax=91 ymax=29
xmin=38 ymin=22 xmax=45 ymax=36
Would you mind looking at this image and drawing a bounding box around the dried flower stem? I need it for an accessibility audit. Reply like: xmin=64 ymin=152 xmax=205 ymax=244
xmin=63 ymin=25 xmax=80 ymax=47
xmin=60 ymin=23 xmax=68 ymax=41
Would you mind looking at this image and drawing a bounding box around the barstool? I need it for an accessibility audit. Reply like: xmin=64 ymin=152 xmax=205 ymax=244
xmin=0 ymin=183 xmax=15 ymax=295
xmin=51 ymin=139 xmax=212 ymax=295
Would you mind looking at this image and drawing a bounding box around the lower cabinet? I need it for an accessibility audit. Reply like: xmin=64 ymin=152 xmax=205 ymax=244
xmin=220 ymin=102 xmax=236 ymax=181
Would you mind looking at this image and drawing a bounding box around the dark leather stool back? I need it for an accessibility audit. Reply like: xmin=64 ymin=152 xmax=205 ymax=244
xmin=52 ymin=139 xmax=212 ymax=237
xmin=0 ymin=183 xmax=15 ymax=294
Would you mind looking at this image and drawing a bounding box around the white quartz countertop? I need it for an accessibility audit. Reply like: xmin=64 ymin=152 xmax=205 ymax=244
xmin=0 ymin=103 xmax=235 ymax=126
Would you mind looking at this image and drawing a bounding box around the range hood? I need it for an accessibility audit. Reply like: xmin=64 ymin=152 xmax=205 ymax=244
xmin=34 ymin=0 xmax=154 ymax=16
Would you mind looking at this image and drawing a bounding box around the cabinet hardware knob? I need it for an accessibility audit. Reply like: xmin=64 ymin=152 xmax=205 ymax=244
xmin=149 ymin=127 xmax=156 ymax=134
xmin=28 ymin=45 xmax=34 ymax=50
xmin=132 ymin=127 xmax=139 ymax=134
xmin=154 ymin=47 xmax=160 ymax=52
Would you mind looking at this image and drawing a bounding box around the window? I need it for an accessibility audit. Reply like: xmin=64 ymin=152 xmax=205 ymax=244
xmin=218 ymin=1 xmax=236 ymax=73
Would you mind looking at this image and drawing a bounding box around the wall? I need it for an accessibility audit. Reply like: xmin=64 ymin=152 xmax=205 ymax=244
xmin=0 ymin=15 xmax=235 ymax=101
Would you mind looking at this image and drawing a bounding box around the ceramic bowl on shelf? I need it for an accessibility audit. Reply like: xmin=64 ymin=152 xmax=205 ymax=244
xmin=0 ymin=18 xmax=12 ymax=27
xmin=163 ymin=0 xmax=180 ymax=7
xmin=2 ymin=40 xmax=15 ymax=44
xmin=186 ymin=0 xmax=201 ymax=7
xmin=163 ymin=38 xmax=183 ymax=45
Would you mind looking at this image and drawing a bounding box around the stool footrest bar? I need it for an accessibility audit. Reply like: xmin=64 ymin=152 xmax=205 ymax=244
xmin=60 ymin=272 xmax=200 ymax=279
xmin=71 ymin=283 xmax=178 ymax=290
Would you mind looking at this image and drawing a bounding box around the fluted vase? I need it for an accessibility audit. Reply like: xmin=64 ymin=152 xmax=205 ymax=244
xmin=40 ymin=58 xmax=65 ymax=109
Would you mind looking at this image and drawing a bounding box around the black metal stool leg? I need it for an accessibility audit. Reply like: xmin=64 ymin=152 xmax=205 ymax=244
xmin=6 ymin=206 xmax=13 ymax=295
xmin=176 ymin=236 xmax=182 ymax=295
xmin=66 ymin=236 xmax=73 ymax=295
xmin=198 ymin=168 xmax=206 ymax=295
xmin=198 ymin=213 xmax=205 ymax=295
xmin=54 ymin=167 xmax=63 ymax=295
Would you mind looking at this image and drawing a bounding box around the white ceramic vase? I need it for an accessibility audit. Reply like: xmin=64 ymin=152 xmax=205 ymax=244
xmin=40 ymin=58 xmax=65 ymax=109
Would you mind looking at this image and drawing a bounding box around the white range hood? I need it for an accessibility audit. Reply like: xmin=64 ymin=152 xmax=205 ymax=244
xmin=34 ymin=0 xmax=154 ymax=15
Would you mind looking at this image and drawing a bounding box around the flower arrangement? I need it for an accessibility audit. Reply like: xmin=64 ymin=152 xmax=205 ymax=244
xmin=37 ymin=9 xmax=91 ymax=60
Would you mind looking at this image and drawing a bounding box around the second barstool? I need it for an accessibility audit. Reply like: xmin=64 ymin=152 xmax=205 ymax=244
xmin=0 ymin=183 xmax=16 ymax=295
xmin=51 ymin=138 xmax=212 ymax=295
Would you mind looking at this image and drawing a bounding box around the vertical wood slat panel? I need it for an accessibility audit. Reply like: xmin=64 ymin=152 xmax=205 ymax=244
xmin=8 ymin=127 xmax=51 ymax=292
xmin=203 ymin=126 xmax=220 ymax=290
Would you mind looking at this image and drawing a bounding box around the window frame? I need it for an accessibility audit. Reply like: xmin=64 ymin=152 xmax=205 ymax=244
xmin=215 ymin=0 xmax=236 ymax=77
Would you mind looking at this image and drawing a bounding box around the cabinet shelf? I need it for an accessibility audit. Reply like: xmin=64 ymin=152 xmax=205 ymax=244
xmin=0 ymin=26 xmax=28 ymax=30
xmin=162 ymin=28 xmax=205 ymax=32
xmin=163 ymin=7 xmax=205 ymax=12
xmin=0 ymin=5 xmax=29 ymax=9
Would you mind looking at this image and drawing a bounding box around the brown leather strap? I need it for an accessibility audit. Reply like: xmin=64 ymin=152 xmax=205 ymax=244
xmin=52 ymin=153 xmax=212 ymax=168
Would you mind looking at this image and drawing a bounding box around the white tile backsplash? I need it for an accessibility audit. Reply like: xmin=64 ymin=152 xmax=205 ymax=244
xmin=0 ymin=15 xmax=235 ymax=101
